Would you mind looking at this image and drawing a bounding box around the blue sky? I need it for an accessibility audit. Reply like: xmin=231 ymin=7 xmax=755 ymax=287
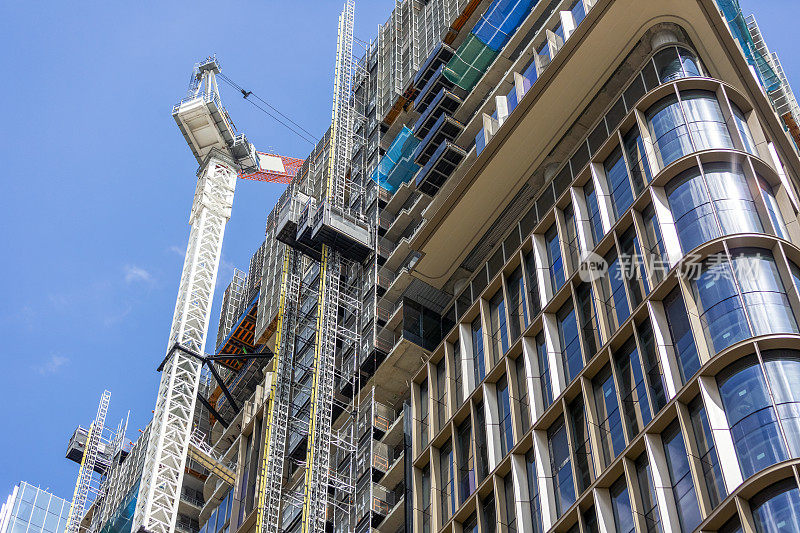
xmin=0 ymin=0 xmax=796 ymax=501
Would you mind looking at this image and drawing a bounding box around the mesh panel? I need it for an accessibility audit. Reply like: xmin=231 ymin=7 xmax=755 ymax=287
xmin=472 ymin=0 xmax=536 ymax=51
xmin=369 ymin=126 xmax=421 ymax=192
xmin=443 ymin=34 xmax=499 ymax=91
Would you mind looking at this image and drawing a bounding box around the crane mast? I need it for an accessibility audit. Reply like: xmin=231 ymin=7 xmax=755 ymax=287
xmin=132 ymin=58 xmax=246 ymax=533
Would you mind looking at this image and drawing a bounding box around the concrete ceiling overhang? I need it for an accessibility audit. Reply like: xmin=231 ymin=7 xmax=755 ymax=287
xmin=409 ymin=0 xmax=800 ymax=290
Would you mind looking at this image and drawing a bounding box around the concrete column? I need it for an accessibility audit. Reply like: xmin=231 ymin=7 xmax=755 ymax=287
xmin=645 ymin=433 xmax=682 ymax=533
xmin=646 ymin=300 xmax=682 ymax=399
xmin=543 ymin=313 xmax=567 ymax=397
xmin=649 ymin=186 xmax=683 ymax=268
xmin=483 ymin=381 xmax=502 ymax=471
xmin=532 ymin=233 xmax=553 ymax=303
xmin=522 ymin=336 xmax=544 ymax=422
xmin=560 ymin=10 xmax=577 ymax=41
xmin=460 ymin=322 xmax=477 ymax=396
xmin=590 ymin=162 xmax=615 ymax=237
xmin=512 ymin=453 xmax=534 ymax=533
xmin=594 ymin=487 xmax=615 ymax=533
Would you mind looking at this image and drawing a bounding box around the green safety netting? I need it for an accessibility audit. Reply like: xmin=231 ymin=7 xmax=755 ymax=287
xmin=443 ymin=33 xmax=500 ymax=91
xmin=472 ymin=0 xmax=536 ymax=51
xmin=369 ymin=126 xmax=421 ymax=193
xmin=100 ymin=482 xmax=138 ymax=533
xmin=716 ymin=0 xmax=780 ymax=92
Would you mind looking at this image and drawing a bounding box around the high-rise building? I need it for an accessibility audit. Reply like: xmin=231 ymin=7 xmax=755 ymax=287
xmin=0 ymin=483 xmax=71 ymax=533
xmin=73 ymin=1 xmax=800 ymax=533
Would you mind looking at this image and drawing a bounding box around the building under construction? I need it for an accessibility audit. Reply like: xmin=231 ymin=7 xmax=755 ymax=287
xmin=64 ymin=0 xmax=800 ymax=532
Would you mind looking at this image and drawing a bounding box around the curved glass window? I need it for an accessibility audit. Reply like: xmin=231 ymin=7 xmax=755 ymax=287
xmin=692 ymin=259 xmax=750 ymax=353
xmin=653 ymin=46 xmax=703 ymax=84
xmin=763 ymin=350 xmax=800 ymax=456
xmin=731 ymin=250 xmax=798 ymax=337
xmin=692 ymin=250 xmax=797 ymax=354
xmin=666 ymin=164 xmax=762 ymax=253
xmin=751 ymin=479 xmax=800 ymax=533
xmin=758 ymin=177 xmax=789 ymax=239
xmin=647 ymin=91 xmax=734 ymax=167
xmin=732 ymin=104 xmax=758 ymax=155
xmin=682 ymin=91 xmax=734 ymax=152
xmin=718 ymin=357 xmax=789 ymax=478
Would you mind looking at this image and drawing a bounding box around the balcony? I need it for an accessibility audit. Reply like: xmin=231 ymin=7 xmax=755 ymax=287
xmin=415 ymin=140 xmax=467 ymax=196
xmin=412 ymin=88 xmax=463 ymax=139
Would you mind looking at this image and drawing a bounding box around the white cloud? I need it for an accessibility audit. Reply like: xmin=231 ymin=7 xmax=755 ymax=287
xmin=124 ymin=265 xmax=153 ymax=284
xmin=168 ymin=245 xmax=185 ymax=256
xmin=36 ymin=354 xmax=69 ymax=375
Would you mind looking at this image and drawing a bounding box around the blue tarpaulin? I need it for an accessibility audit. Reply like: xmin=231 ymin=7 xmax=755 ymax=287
xmin=370 ymin=126 xmax=421 ymax=193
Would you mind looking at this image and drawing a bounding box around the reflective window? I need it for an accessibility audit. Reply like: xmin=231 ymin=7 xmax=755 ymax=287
xmin=558 ymin=301 xmax=583 ymax=382
xmin=489 ymin=289 xmax=510 ymax=361
xmin=759 ymin=177 xmax=789 ymax=239
xmin=472 ymin=316 xmax=486 ymax=384
xmin=594 ymin=364 xmax=626 ymax=464
xmin=688 ymin=396 xmax=726 ymax=507
xmin=619 ymin=226 xmax=649 ymax=307
xmin=681 ymin=90 xmax=734 ymax=152
xmin=515 ymin=355 xmax=530 ymax=433
xmin=457 ymin=418 xmax=475 ymax=503
xmin=624 ymin=126 xmax=652 ymax=195
xmin=664 ymin=287 xmax=700 ymax=383
xmin=497 ymin=375 xmax=514 ymax=457
xmin=563 ymin=203 xmax=580 ymax=272
xmin=569 ymin=398 xmax=594 ymax=493
xmin=440 ymin=440 xmax=456 ymax=521
xmin=662 ymin=421 xmax=702 ymax=532
xmin=647 ymin=91 xmax=733 ymax=167
xmin=585 ymin=181 xmax=604 ymax=246
xmin=420 ymin=379 xmax=429 ymax=446
xmin=732 ymin=249 xmax=798 ymax=337
xmin=751 ymin=479 xmax=800 ymax=533
xmin=653 ymin=46 xmax=703 ymax=83
xmin=475 ymin=400 xmax=489 ymax=481
xmin=602 ymin=249 xmax=631 ymax=331
xmin=507 ymin=266 xmax=528 ymax=341
xmin=718 ymin=356 xmax=789 ymax=478
xmin=546 ymin=224 xmax=565 ymax=293
xmin=462 ymin=512 xmax=478 ymax=533
xmin=605 ymin=146 xmax=635 ymax=218
xmin=481 ymin=493 xmax=496 ymax=533
xmin=610 ymin=476 xmax=635 ymax=533
xmin=637 ymin=319 xmax=668 ymax=413
xmin=436 ymin=358 xmax=448 ymax=432
xmin=666 ymin=164 xmax=762 ymax=254
xmin=642 ymin=204 xmax=667 ymax=284
xmin=762 ymin=350 xmax=800 ymax=456
xmin=526 ymin=449 xmax=544 ymax=533
xmin=421 ymin=465 xmax=431 ymax=533
xmin=635 ymin=454 xmax=662 ymax=533
xmin=576 ymin=282 xmax=601 ymax=358
xmin=536 ymin=331 xmax=553 ymax=407
xmin=570 ymin=0 xmax=586 ymax=26
xmin=549 ymin=419 xmax=576 ymax=516
xmin=691 ymin=258 xmax=750 ymax=353
xmin=732 ymin=104 xmax=757 ymax=155
xmin=504 ymin=474 xmax=516 ymax=533
xmin=524 ymin=250 xmax=542 ymax=316
xmin=454 ymin=340 xmax=464 ymax=406
xmin=614 ymin=337 xmax=653 ymax=440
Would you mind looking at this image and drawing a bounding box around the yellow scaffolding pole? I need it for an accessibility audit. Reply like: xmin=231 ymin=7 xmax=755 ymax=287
xmin=255 ymin=249 xmax=292 ymax=533
xmin=300 ymin=244 xmax=330 ymax=533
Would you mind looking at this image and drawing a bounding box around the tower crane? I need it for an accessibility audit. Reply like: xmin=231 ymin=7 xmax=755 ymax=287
xmin=125 ymin=56 xmax=300 ymax=533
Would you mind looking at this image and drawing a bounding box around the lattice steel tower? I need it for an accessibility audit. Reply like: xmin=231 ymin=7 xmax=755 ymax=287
xmin=132 ymin=57 xmax=256 ymax=533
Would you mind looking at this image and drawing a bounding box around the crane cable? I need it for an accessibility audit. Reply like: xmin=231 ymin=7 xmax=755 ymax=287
xmin=217 ymin=73 xmax=318 ymax=147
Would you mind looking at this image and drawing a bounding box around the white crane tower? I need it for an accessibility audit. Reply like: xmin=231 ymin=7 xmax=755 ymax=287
xmin=131 ymin=57 xmax=256 ymax=533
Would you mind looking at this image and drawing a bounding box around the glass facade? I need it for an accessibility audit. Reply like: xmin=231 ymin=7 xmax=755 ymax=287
xmin=411 ymin=26 xmax=800 ymax=533
xmin=0 ymin=483 xmax=70 ymax=533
